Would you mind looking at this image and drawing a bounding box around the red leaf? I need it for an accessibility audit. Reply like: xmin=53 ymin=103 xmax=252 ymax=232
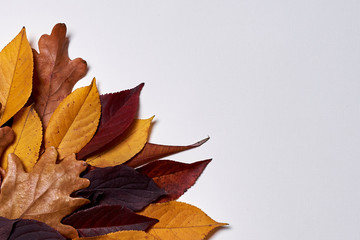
xmin=138 ymin=159 xmax=211 ymax=202
xmin=126 ymin=137 xmax=209 ymax=168
xmin=74 ymin=164 xmax=165 ymax=211
xmin=63 ymin=205 xmax=158 ymax=237
xmin=77 ymin=84 xmax=144 ymax=159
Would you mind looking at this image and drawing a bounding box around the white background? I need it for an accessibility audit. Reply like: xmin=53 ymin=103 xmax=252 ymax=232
xmin=1 ymin=1 xmax=360 ymax=240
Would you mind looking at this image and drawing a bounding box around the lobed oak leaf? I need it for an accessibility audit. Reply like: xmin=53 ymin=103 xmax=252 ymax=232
xmin=0 ymin=27 xmax=33 ymax=126
xmin=86 ymin=117 xmax=153 ymax=167
xmin=32 ymin=23 xmax=88 ymax=129
xmin=74 ymin=230 xmax=159 ymax=240
xmin=45 ymin=79 xmax=101 ymax=159
xmin=139 ymin=201 xmax=227 ymax=240
xmin=63 ymin=205 xmax=158 ymax=237
xmin=138 ymin=159 xmax=211 ymax=202
xmin=74 ymin=164 xmax=166 ymax=211
xmin=126 ymin=137 xmax=209 ymax=168
xmin=77 ymin=83 xmax=144 ymax=159
xmin=0 ymin=147 xmax=90 ymax=239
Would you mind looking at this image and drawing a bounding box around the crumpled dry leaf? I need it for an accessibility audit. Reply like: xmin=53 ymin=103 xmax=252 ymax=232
xmin=0 ymin=147 xmax=90 ymax=239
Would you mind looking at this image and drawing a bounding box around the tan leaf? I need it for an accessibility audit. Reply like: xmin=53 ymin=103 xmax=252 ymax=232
xmin=0 ymin=147 xmax=90 ymax=239
xmin=139 ymin=201 xmax=227 ymax=240
xmin=45 ymin=79 xmax=101 ymax=159
xmin=0 ymin=27 xmax=33 ymax=126
xmin=0 ymin=126 xmax=14 ymax=158
xmin=86 ymin=117 xmax=153 ymax=167
xmin=1 ymin=105 xmax=42 ymax=172
xmin=74 ymin=230 xmax=159 ymax=240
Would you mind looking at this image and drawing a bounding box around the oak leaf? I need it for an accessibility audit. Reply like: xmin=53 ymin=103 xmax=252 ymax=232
xmin=139 ymin=201 xmax=226 ymax=240
xmin=0 ymin=147 xmax=90 ymax=239
xmin=74 ymin=230 xmax=158 ymax=240
xmin=138 ymin=159 xmax=211 ymax=202
xmin=126 ymin=137 xmax=209 ymax=168
xmin=77 ymin=84 xmax=144 ymax=159
xmin=0 ymin=28 xmax=33 ymax=126
xmin=86 ymin=117 xmax=153 ymax=167
xmin=32 ymin=23 xmax=88 ymax=128
xmin=45 ymin=79 xmax=101 ymax=159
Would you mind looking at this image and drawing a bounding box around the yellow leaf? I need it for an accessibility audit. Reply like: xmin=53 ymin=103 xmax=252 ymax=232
xmin=1 ymin=105 xmax=42 ymax=172
xmin=139 ymin=201 xmax=227 ymax=240
xmin=0 ymin=28 xmax=33 ymax=126
xmin=86 ymin=117 xmax=153 ymax=167
xmin=45 ymin=79 xmax=101 ymax=159
xmin=74 ymin=230 xmax=158 ymax=240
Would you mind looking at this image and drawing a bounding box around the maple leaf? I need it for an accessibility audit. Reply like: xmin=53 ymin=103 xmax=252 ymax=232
xmin=32 ymin=23 xmax=88 ymax=129
xmin=0 ymin=147 xmax=90 ymax=239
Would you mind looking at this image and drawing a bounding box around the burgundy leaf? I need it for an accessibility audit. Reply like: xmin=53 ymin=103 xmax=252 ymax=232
xmin=0 ymin=217 xmax=14 ymax=239
xmin=63 ymin=205 xmax=158 ymax=237
xmin=126 ymin=137 xmax=209 ymax=168
xmin=74 ymin=164 xmax=165 ymax=211
xmin=77 ymin=84 xmax=144 ymax=159
xmin=138 ymin=159 xmax=211 ymax=202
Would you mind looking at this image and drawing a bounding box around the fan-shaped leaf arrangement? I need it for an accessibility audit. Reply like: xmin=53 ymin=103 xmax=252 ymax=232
xmin=0 ymin=24 xmax=226 ymax=239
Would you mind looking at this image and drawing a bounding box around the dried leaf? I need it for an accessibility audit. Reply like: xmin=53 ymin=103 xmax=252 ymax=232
xmin=138 ymin=159 xmax=211 ymax=202
xmin=77 ymin=84 xmax=144 ymax=159
xmin=139 ymin=201 xmax=226 ymax=240
xmin=126 ymin=137 xmax=209 ymax=168
xmin=33 ymin=23 xmax=88 ymax=128
xmin=45 ymin=79 xmax=101 ymax=159
xmin=63 ymin=205 xmax=158 ymax=237
xmin=0 ymin=28 xmax=33 ymax=126
xmin=1 ymin=105 xmax=42 ymax=172
xmin=74 ymin=230 xmax=158 ymax=240
xmin=0 ymin=147 xmax=90 ymax=239
xmin=0 ymin=126 xmax=15 ymax=158
xmin=86 ymin=117 xmax=153 ymax=167
xmin=74 ymin=164 xmax=165 ymax=211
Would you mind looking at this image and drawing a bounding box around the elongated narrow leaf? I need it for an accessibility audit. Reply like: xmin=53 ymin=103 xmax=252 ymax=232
xmin=33 ymin=23 xmax=88 ymax=128
xmin=1 ymin=105 xmax=42 ymax=171
xmin=138 ymin=159 xmax=211 ymax=202
xmin=0 ymin=126 xmax=14 ymax=158
xmin=0 ymin=28 xmax=33 ymax=126
xmin=45 ymin=79 xmax=101 ymax=159
xmin=126 ymin=137 xmax=209 ymax=168
xmin=63 ymin=205 xmax=158 ymax=237
xmin=74 ymin=230 xmax=158 ymax=240
xmin=77 ymin=84 xmax=144 ymax=159
xmin=74 ymin=164 xmax=165 ymax=211
xmin=86 ymin=117 xmax=153 ymax=167
xmin=139 ymin=201 xmax=226 ymax=240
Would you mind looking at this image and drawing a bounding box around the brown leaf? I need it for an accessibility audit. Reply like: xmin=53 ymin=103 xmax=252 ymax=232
xmin=32 ymin=23 xmax=88 ymax=128
xmin=0 ymin=147 xmax=90 ymax=239
xmin=126 ymin=137 xmax=209 ymax=168
xmin=0 ymin=126 xmax=14 ymax=158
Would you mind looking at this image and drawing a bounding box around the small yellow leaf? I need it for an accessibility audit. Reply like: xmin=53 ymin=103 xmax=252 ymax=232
xmin=86 ymin=117 xmax=153 ymax=167
xmin=1 ymin=105 xmax=42 ymax=172
xmin=0 ymin=28 xmax=33 ymax=126
xmin=139 ymin=201 xmax=227 ymax=240
xmin=45 ymin=79 xmax=101 ymax=159
xmin=74 ymin=230 xmax=158 ymax=240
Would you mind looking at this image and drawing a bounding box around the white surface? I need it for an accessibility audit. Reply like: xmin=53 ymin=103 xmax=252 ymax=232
xmin=1 ymin=1 xmax=360 ymax=239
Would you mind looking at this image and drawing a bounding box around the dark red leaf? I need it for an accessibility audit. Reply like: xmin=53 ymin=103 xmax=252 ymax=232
xmin=0 ymin=217 xmax=65 ymax=240
xmin=77 ymin=84 xmax=144 ymax=159
xmin=126 ymin=137 xmax=209 ymax=168
xmin=63 ymin=205 xmax=158 ymax=237
xmin=74 ymin=164 xmax=165 ymax=211
xmin=138 ymin=159 xmax=211 ymax=202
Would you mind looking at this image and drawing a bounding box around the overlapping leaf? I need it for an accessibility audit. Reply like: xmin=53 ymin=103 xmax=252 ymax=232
xmin=0 ymin=126 xmax=14 ymax=158
xmin=138 ymin=159 xmax=211 ymax=202
xmin=74 ymin=164 xmax=166 ymax=211
xmin=78 ymin=84 xmax=144 ymax=159
xmin=74 ymin=230 xmax=158 ymax=240
xmin=32 ymin=23 xmax=88 ymax=128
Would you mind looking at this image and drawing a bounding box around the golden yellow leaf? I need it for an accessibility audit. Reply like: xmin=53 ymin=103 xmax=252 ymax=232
xmin=74 ymin=230 xmax=158 ymax=240
xmin=0 ymin=28 xmax=33 ymax=126
xmin=86 ymin=117 xmax=153 ymax=167
xmin=139 ymin=201 xmax=227 ymax=240
xmin=1 ymin=105 xmax=42 ymax=172
xmin=45 ymin=79 xmax=101 ymax=159
xmin=0 ymin=147 xmax=90 ymax=239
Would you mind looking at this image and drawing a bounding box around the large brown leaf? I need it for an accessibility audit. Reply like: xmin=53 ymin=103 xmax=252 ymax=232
xmin=0 ymin=126 xmax=14 ymax=158
xmin=32 ymin=23 xmax=88 ymax=128
xmin=0 ymin=147 xmax=90 ymax=239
